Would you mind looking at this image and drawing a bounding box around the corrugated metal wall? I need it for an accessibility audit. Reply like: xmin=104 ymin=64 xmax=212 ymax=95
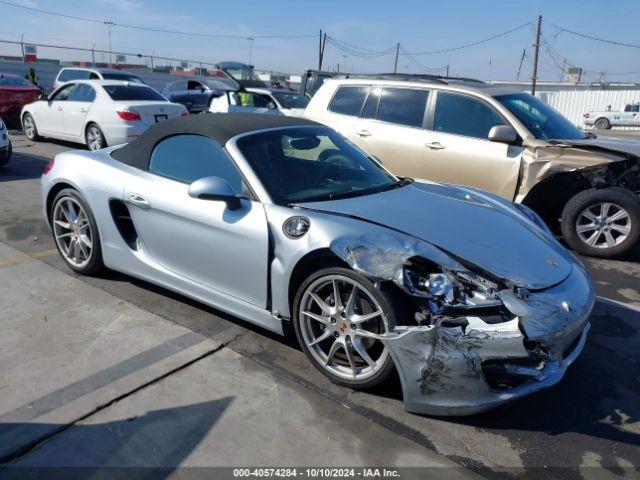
xmin=545 ymin=89 xmax=640 ymax=128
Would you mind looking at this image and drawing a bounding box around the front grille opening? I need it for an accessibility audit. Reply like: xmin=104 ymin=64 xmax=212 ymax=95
xmin=109 ymin=199 xmax=139 ymax=250
xmin=482 ymin=358 xmax=543 ymax=390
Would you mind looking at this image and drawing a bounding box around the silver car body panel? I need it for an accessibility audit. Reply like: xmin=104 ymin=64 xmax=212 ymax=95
xmin=41 ymin=124 xmax=595 ymax=415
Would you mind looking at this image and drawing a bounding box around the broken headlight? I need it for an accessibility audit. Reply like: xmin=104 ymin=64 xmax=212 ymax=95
xmin=404 ymin=262 xmax=502 ymax=313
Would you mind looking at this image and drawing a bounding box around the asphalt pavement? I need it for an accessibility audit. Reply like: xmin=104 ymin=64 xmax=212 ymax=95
xmin=1 ymin=129 xmax=639 ymax=479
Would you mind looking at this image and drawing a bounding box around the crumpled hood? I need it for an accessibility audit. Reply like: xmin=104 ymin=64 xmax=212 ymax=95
xmin=569 ymin=136 xmax=640 ymax=157
xmin=300 ymin=182 xmax=575 ymax=290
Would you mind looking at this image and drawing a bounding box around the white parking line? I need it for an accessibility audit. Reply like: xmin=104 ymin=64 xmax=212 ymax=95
xmin=596 ymin=295 xmax=640 ymax=313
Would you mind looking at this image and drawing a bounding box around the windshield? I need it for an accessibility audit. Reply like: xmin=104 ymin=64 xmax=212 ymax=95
xmin=495 ymin=93 xmax=586 ymax=140
xmin=202 ymin=78 xmax=236 ymax=90
xmin=273 ymin=92 xmax=309 ymax=109
xmin=101 ymin=73 xmax=144 ymax=84
xmin=224 ymin=67 xmax=261 ymax=82
xmin=103 ymin=85 xmax=165 ymax=101
xmin=236 ymin=126 xmax=399 ymax=205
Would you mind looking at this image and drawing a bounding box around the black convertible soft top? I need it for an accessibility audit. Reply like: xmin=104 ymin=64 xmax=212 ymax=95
xmin=110 ymin=113 xmax=321 ymax=170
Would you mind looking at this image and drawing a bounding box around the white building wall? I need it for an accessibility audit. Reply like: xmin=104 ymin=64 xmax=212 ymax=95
xmin=545 ymin=90 xmax=640 ymax=128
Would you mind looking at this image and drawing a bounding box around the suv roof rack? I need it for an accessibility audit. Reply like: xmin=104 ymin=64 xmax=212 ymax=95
xmin=335 ymin=73 xmax=486 ymax=86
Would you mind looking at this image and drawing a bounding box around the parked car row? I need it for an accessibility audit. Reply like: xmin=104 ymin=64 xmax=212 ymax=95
xmin=4 ymin=69 xmax=639 ymax=259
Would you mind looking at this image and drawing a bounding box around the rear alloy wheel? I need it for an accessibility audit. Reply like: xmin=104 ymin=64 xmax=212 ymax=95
xmin=51 ymin=189 xmax=104 ymax=274
xmin=595 ymin=118 xmax=611 ymax=130
xmin=85 ymin=124 xmax=106 ymax=151
xmin=22 ymin=113 xmax=40 ymax=141
xmin=293 ymin=268 xmax=398 ymax=389
xmin=561 ymin=188 xmax=640 ymax=258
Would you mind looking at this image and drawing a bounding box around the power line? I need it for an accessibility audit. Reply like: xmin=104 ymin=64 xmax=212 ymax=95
xmin=401 ymin=23 xmax=532 ymax=55
xmin=0 ymin=1 xmax=315 ymax=39
xmin=554 ymin=25 xmax=640 ymax=49
xmin=325 ymin=37 xmax=395 ymax=58
xmin=399 ymin=45 xmax=447 ymax=73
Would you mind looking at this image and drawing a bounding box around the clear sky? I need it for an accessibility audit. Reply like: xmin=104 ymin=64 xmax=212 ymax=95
xmin=1 ymin=0 xmax=639 ymax=82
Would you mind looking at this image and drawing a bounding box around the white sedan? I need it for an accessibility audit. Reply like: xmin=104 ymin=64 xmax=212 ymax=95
xmin=21 ymin=80 xmax=188 ymax=150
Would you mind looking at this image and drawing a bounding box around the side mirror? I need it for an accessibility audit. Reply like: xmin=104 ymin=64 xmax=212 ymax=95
xmin=188 ymin=176 xmax=241 ymax=210
xmin=267 ymin=101 xmax=277 ymax=110
xmin=488 ymin=125 xmax=518 ymax=143
xmin=39 ymin=91 xmax=48 ymax=101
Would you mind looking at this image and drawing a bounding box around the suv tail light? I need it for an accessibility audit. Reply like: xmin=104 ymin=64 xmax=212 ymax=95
xmin=583 ymin=112 xmax=590 ymax=119
xmin=43 ymin=158 xmax=55 ymax=175
xmin=117 ymin=110 xmax=141 ymax=121
xmin=181 ymin=110 xmax=189 ymax=117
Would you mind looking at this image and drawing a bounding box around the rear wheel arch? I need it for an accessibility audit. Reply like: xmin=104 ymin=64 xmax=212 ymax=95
xmin=46 ymin=182 xmax=75 ymax=223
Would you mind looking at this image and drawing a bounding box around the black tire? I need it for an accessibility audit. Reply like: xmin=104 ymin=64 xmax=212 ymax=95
xmin=22 ymin=112 xmax=41 ymax=141
xmin=50 ymin=188 xmax=105 ymax=275
xmin=293 ymin=267 xmax=402 ymax=389
xmin=85 ymin=123 xmax=107 ymax=151
xmin=594 ymin=117 xmax=611 ymax=130
xmin=561 ymin=187 xmax=640 ymax=259
xmin=0 ymin=138 xmax=11 ymax=167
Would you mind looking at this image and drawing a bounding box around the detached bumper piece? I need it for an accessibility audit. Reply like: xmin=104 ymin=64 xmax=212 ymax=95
xmin=378 ymin=265 xmax=594 ymax=416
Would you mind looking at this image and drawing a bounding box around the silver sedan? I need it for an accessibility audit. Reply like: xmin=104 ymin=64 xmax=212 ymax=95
xmin=40 ymin=113 xmax=594 ymax=416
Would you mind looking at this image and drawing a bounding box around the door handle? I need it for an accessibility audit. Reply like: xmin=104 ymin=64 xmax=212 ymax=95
xmin=80 ymin=107 xmax=87 ymax=113
xmin=57 ymin=106 xmax=63 ymax=111
xmin=425 ymin=142 xmax=445 ymax=150
xmin=127 ymin=193 xmax=151 ymax=209
xmin=355 ymin=129 xmax=372 ymax=137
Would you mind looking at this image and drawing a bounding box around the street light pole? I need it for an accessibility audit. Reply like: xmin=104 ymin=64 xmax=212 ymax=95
xmin=104 ymin=21 xmax=115 ymax=65
xmin=247 ymin=37 xmax=255 ymax=64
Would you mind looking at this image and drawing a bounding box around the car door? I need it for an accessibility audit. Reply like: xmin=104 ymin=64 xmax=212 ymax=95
xmin=169 ymin=81 xmax=189 ymax=109
xmin=39 ymin=83 xmax=76 ymax=135
xmin=348 ymin=86 xmax=431 ymax=176
xmin=186 ymin=80 xmax=210 ymax=111
xmin=322 ymin=85 xmax=369 ymax=137
xmin=63 ymin=84 xmax=96 ymax=140
xmin=123 ymin=134 xmax=269 ymax=308
xmin=621 ymin=104 xmax=640 ymax=126
xmin=421 ymin=90 xmax=521 ymax=199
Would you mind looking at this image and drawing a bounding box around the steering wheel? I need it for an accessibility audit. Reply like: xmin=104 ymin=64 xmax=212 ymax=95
xmin=311 ymin=150 xmax=351 ymax=189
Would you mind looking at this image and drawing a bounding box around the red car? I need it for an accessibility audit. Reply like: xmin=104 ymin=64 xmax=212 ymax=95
xmin=0 ymin=73 xmax=41 ymax=123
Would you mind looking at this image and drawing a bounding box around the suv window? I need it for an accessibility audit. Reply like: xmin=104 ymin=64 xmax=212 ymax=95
xmin=376 ymin=88 xmax=428 ymax=127
xmin=149 ymin=134 xmax=245 ymax=193
xmin=434 ymin=91 xmax=505 ymax=139
xmin=328 ymin=86 xmax=369 ymax=116
xmin=68 ymin=84 xmax=96 ymax=102
xmin=624 ymin=104 xmax=640 ymax=112
xmin=58 ymin=69 xmax=90 ymax=82
xmin=50 ymin=83 xmax=76 ymax=101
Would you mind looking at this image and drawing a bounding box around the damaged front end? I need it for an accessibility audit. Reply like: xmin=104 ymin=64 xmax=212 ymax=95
xmin=330 ymin=234 xmax=594 ymax=416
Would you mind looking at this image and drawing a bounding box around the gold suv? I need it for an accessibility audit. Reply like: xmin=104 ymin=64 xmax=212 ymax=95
xmin=304 ymin=75 xmax=640 ymax=259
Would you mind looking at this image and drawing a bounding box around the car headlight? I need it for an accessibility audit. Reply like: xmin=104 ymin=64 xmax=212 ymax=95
xmin=404 ymin=262 xmax=502 ymax=313
xmin=515 ymin=203 xmax=553 ymax=235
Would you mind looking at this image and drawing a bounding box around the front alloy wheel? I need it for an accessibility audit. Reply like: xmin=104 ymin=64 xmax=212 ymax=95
xmin=561 ymin=187 xmax=640 ymax=258
xmin=294 ymin=268 xmax=398 ymax=389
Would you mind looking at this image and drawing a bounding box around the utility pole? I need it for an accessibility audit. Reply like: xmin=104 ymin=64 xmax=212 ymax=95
xmin=318 ymin=30 xmax=323 ymax=69
xmin=20 ymin=34 xmax=25 ymax=63
xmin=445 ymin=64 xmax=449 ymax=77
xmin=516 ymin=48 xmax=526 ymax=80
xmin=91 ymin=43 xmax=96 ymax=66
xmin=247 ymin=37 xmax=255 ymax=65
xmin=531 ymin=15 xmax=542 ymax=95
xmin=393 ymin=42 xmax=400 ymax=74
xmin=318 ymin=31 xmax=327 ymax=70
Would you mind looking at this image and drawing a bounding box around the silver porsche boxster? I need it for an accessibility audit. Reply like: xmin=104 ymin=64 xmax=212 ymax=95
xmin=41 ymin=113 xmax=594 ymax=416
